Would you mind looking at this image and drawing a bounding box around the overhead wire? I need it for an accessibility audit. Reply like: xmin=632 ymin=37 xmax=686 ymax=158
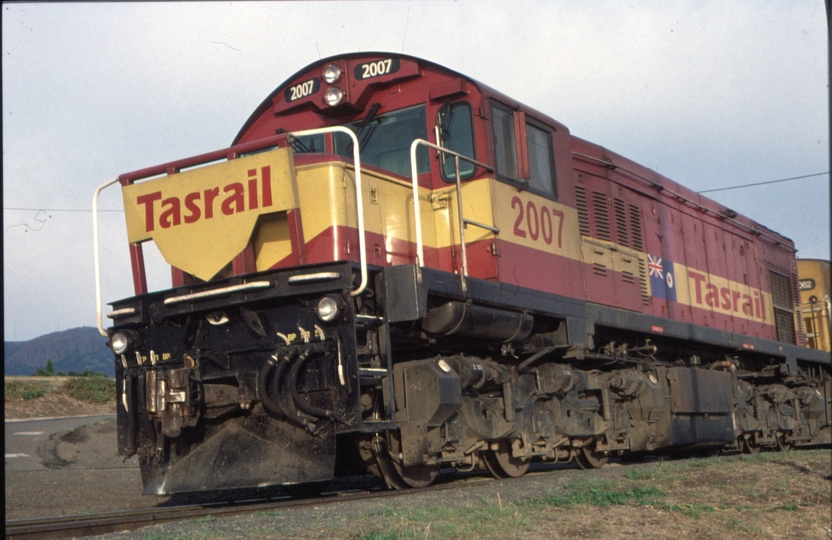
xmin=3 ymin=171 xmax=828 ymax=211
xmin=4 ymin=207 xmax=121 ymax=212
xmin=697 ymin=172 xmax=829 ymax=194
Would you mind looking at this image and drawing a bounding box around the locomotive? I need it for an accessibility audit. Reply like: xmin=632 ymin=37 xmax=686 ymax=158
xmin=798 ymin=259 xmax=831 ymax=352
xmin=94 ymin=53 xmax=831 ymax=495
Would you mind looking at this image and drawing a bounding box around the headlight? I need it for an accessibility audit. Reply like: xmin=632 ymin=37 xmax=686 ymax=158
xmin=323 ymin=64 xmax=341 ymax=84
xmin=110 ymin=331 xmax=129 ymax=354
xmin=316 ymin=295 xmax=340 ymax=322
xmin=324 ymin=86 xmax=343 ymax=107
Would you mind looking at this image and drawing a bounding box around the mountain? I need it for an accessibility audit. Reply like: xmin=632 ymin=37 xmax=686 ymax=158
xmin=4 ymin=327 xmax=115 ymax=377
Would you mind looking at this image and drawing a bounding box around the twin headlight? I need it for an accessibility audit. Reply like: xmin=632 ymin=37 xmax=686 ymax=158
xmin=323 ymin=64 xmax=341 ymax=84
xmin=323 ymin=64 xmax=344 ymax=107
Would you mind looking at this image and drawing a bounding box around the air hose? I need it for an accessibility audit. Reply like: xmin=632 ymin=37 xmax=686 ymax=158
xmin=289 ymin=351 xmax=347 ymax=424
xmin=258 ymin=354 xmax=284 ymax=415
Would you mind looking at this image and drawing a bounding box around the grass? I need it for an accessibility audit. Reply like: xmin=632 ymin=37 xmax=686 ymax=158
xmin=4 ymin=380 xmax=49 ymax=400
xmin=63 ymin=375 xmax=115 ymax=404
xmin=349 ymin=449 xmax=831 ymax=540
xmin=4 ymin=375 xmax=115 ymax=405
xmin=522 ymin=478 xmax=667 ymax=508
xmin=356 ymin=498 xmax=532 ymax=540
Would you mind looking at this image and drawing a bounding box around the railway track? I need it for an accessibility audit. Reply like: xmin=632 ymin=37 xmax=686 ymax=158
xmin=8 ymin=446 xmax=819 ymax=539
xmin=5 ymin=475 xmax=495 ymax=540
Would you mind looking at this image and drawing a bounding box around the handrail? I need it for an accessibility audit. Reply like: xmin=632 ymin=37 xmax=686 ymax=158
xmin=93 ymin=177 xmax=121 ymax=337
xmin=94 ymin=127 xmax=368 ymax=338
xmin=287 ymin=127 xmax=368 ymax=297
xmin=409 ymin=139 xmax=495 ymax=291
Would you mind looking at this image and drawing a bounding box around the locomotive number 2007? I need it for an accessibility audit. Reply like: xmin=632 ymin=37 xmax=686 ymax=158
xmin=511 ymin=196 xmax=564 ymax=248
xmin=355 ymin=58 xmax=401 ymax=80
xmin=286 ymin=78 xmax=320 ymax=102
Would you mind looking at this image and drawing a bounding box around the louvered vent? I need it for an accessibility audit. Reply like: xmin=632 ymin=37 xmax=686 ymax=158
xmin=621 ymin=270 xmax=636 ymax=284
xmin=790 ymin=268 xmax=805 ymax=345
xmin=575 ymin=186 xmax=590 ymax=237
xmin=770 ymin=270 xmax=796 ymax=344
xmin=592 ymin=192 xmax=611 ymax=241
xmin=629 ymin=205 xmax=644 ymax=251
xmin=770 ymin=272 xmax=792 ymax=310
xmin=637 ymin=256 xmax=650 ymax=305
xmin=592 ymin=263 xmax=608 ymax=276
xmin=613 ymin=198 xmax=629 ymax=247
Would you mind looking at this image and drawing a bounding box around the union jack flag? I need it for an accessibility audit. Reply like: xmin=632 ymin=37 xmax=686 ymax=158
xmin=648 ymin=255 xmax=664 ymax=278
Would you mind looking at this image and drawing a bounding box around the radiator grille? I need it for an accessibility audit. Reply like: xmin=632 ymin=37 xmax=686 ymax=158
xmin=770 ymin=270 xmax=796 ymax=344
xmin=592 ymin=192 xmax=611 ymax=241
xmin=629 ymin=204 xmax=644 ymax=251
xmin=575 ymin=185 xmax=590 ymax=236
xmin=613 ymin=198 xmax=629 ymax=247
xmin=592 ymin=263 xmax=608 ymax=276
xmin=637 ymin=256 xmax=650 ymax=305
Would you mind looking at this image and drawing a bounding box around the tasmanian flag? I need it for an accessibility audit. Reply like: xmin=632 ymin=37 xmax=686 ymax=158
xmin=649 ymin=254 xmax=677 ymax=302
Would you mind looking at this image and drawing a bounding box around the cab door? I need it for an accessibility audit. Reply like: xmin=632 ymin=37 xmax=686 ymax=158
xmin=431 ymin=98 xmax=498 ymax=281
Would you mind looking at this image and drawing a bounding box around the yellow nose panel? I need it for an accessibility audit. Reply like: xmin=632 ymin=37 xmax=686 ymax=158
xmin=122 ymin=148 xmax=296 ymax=281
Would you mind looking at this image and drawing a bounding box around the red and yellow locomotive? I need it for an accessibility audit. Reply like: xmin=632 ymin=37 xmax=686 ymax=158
xmin=95 ymin=53 xmax=831 ymax=494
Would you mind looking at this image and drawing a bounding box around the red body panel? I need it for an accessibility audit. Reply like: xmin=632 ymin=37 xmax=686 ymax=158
xmin=124 ymin=53 xmax=802 ymax=348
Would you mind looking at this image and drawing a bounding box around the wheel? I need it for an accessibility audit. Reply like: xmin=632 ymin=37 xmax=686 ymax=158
xmin=575 ymin=444 xmax=609 ymax=469
xmin=391 ymin=459 xmax=440 ymax=488
xmin=482 ymin=440 xmax=531 ymax=479
xmin=371 ymin=435 xmax=439 ymax=489
xmin=742 ymin=437 xmax=760 ymax=455
xmin=775 ymin=432 xmax=793 ymax=452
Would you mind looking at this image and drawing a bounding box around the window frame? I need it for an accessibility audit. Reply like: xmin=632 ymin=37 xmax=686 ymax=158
xmin=523 ymin=117 xmax=558 ymax=200
xmin=490 ymin=101 xmax=519 ymax=182
xmin=490 ymin=100 xmax=559 ymax=201
xmin=437 ymin=100 xmax=477 ymax=183
xmin=331 ymin=103 xmax=431 ymax=178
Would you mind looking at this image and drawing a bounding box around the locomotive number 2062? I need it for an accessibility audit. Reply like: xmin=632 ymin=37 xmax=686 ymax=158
xmin=511 ymin=196 xmax=564 ymax=248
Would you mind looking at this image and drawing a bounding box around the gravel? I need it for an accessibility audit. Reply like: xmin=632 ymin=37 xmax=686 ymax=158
xmin=6 ymin=418 xmax=614 ymax=539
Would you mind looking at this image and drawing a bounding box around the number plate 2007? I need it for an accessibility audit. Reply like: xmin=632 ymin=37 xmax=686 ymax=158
xmin=285 ymin=78 xmax=320 ymax=102
xmin=354 ymin=58 xmax=400 ymax=80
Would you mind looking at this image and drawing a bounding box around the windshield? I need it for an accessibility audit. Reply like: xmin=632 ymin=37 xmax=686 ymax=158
xmin=333 ymin=104 xmax=429 ymax=177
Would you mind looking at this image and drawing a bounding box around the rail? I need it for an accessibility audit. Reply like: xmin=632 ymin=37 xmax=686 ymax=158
xmin=409 ymin=139 xmax=495 ymax=291
xmin=93 ymin=127 xmax=368 ymax=337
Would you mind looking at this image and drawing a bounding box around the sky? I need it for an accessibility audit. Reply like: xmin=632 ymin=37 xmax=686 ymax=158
xmin=3 ymin=1 xmax=829 ymax=342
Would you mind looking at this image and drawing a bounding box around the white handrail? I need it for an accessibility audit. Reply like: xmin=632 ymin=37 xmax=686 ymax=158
xmin=288 ymin=126 xmax=367 ymax=296
xmin=409 ymin=140 xmax=426 ymax=268
xmin=408 ymin=139 xmax=495 ymax=289
xmin=94 ymin=127 xmax=367 ymax=337
xmin=93 ymin=177 xmax=120 ymax=337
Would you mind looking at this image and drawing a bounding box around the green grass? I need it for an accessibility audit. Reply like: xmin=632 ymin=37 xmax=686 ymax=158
xmin=63 ymin=375 xmax=115 ymax=404
xmin=357 ymin=499 xmax=531 ymax=540
xmin=522 ymin=478 xmax=667 ymax=509
xmin=4 ymin=380 xmax=49 ymax=400
xmin=254 ymin=509 xmax=283 ymax=517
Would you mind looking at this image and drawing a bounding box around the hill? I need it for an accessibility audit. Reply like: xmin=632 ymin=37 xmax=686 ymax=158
xmin=4 ymin=327 xmax=114 ymax=377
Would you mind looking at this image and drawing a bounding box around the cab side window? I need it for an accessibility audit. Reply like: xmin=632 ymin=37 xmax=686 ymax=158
xmin=526 ymin=122 xmax=556 ymax=198
xmin=491 ymin=102 xmax=557 ymax=199
xmin=491 ymin=104 xmax=517 ymax=179
xmin=438 ymin=102 xmax=476 ymax=181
